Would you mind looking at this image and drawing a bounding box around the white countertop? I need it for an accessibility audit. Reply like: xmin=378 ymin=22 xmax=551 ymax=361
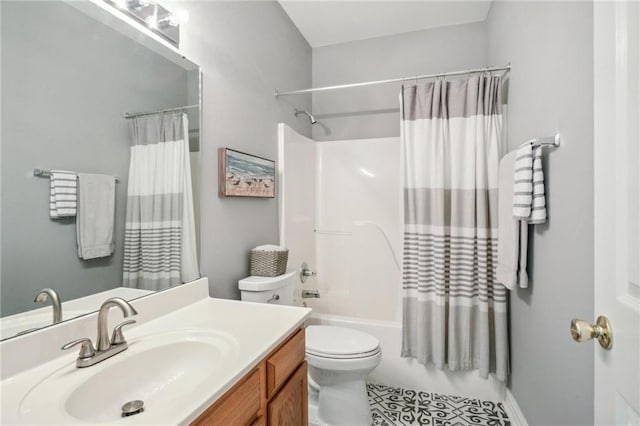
xmin=0 ymin=279 xmax=311 ymax=425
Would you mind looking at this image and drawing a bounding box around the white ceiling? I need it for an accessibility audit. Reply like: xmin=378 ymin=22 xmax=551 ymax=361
xmin=278 ymin=1 xmax=492 ymax=48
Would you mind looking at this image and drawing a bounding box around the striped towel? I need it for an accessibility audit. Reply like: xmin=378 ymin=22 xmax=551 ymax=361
xmin=513 ymin=143 xmax=547 ymax=224
xmin=49 ymin=170 xmax=77 ymax=218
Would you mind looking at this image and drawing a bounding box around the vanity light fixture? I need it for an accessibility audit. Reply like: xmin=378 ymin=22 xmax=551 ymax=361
xmin=151 ymin=9 xmax=189 ymax=29
xmin=133 ymin=0 xmax=153 ymax=9
xmin=102 ymin=0 xmax=182 ymax=47
xmin=145 ymin=11 xmax=158 ymax=29
xmin=171 ymin=9 xmax=190 ymax=25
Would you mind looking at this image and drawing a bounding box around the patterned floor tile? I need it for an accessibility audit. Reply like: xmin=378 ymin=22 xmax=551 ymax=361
xmin=367 ymin=383 xmax=511 ymax=426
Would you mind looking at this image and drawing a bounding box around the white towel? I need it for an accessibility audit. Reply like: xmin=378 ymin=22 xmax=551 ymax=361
xmin=513 ymin=143 xmax=547 ymax=224
xmin=254 ymin=244 xmax=287 ymax=252
xmin=76 ymin=173 xmax=116 ymax=260
xmin=49 ymin=170 xmax=77 ymax=218
xmin=497 ymin=151 xmax=530 ymax=289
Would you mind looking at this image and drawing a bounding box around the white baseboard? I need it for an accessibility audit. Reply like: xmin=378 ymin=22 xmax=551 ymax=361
xmin=503 ymin=388 xmax=528 ymax=426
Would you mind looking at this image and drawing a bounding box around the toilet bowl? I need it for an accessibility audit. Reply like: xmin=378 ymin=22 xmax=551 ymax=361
xmin=305 ymin=325 xmax=381 ymax=426
xmin=238 ymin=272 xmax=381 ymax=426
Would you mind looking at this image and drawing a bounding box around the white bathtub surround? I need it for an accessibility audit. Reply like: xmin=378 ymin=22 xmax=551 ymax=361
xmin=123 ymin=112 xmax=199 ymax=290
xmin=279 ymin=124 xmax=402 ymax=318
xmin=277 ymin=123 xmax=317 ymax=307
xmin=400 ymin=76 xmax=508 ymax=381
xmin=0 ymin=278 xmax=311 ymax=424
xmin=280 ymin=124 xmax=506 ymax=401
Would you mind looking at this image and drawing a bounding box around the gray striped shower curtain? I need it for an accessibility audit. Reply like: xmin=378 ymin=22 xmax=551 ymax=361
xmin=400 ymin=75 xmax=508 ymax=381
xmin=123 ymin=112 xmax=199 ymax=291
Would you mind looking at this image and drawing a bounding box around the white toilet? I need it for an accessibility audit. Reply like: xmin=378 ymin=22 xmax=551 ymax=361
xmin=239 ymin=272 xmax=381 ymax=426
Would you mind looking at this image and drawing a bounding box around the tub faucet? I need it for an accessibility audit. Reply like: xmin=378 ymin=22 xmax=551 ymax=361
xmin=62 ymin=297 xmax=138 ymax=368
xmin=302 ymin=290 xmax=320 ymax=298
xmin=34 ymin=288 xmax=62 ymax=324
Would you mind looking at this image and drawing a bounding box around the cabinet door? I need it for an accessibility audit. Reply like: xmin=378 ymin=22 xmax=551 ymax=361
xmin=191 ymin=368 xmax=261 ymax=426
xmin=267 ymin=361 xmax=307 ymax=426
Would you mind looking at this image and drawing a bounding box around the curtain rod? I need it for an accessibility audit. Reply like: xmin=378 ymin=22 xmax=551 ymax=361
xmin=274 ymin=63 xmax=511 ymax=97
xmin=123 ymin=104 xmax=199 ymax=119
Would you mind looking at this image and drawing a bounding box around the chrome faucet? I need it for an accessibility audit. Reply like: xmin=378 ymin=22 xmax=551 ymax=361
xmin=62 ymin=297 xmax=138 ymax=368
xmin=302 ymin=289 xmax=320 ymax=298
xmin=96 ymin=297 xmax=138 ymax=351
xmin=34 ymin=288 xmax=62 ymax=324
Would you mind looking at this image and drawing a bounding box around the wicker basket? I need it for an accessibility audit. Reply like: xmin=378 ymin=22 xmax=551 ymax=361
xmin=250 ymin=247 xmax=289 ymax=277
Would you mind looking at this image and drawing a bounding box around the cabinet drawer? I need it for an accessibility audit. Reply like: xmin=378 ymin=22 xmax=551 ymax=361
xmin=266 ymin=328 xmax=305 ymax=397
xmin=191 ymin=368 xmax=261 ymax=426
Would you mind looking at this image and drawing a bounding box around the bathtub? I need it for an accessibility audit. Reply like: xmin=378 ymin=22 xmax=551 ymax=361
xmin=305 ymin=312 xmax=506 ymax=402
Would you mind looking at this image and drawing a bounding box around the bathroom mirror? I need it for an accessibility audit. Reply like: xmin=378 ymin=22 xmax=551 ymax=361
xmin=0 ymin=0 xmax=201 ymax=340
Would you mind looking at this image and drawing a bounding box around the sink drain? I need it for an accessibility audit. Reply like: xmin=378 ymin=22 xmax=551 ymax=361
xmin=121 ymin=400 xmax=144 ymax=417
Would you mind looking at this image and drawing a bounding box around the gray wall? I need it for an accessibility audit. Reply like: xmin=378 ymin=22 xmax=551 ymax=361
xmin=486 ymin=2 xmax=594 ymax=424
xmin=176 ymin=1 xmax=312 ymax=299
xmin=1 ymin=1 xmax=189 ymax=316
xmin=311 ymin=22 xmax=487 ymax=141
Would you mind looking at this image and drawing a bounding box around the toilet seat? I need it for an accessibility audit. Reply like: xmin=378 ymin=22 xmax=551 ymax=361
xmin=306 ymin=347 xmax=380 ymax=359
xmin=305 ymin=325 xmax=380 ymax=360
xmin=306 ymin=349 xmax=382 ymax=371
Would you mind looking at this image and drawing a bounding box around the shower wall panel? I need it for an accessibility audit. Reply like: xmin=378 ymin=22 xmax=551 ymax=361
xmin=278 ymin=124 xmax=317 ymax=306
xmin=312 ymin=137 xmax=402 ymax=321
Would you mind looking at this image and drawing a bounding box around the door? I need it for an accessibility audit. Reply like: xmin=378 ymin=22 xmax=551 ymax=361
xmin=593 ymin=2 xmax=640 ymax=424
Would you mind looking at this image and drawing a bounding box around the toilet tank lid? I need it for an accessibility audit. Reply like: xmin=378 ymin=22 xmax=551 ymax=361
xmin=238 ymin=270 xmax=296 ymax=291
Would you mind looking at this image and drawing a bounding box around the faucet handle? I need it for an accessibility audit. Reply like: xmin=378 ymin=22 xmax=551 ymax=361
xmin=111 ymin=320 xmax=137 ymax=345
xmin=62 ymin=338 xmax=96 ymax=359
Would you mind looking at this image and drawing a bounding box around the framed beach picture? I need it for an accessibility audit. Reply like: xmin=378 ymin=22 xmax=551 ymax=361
xmin=218 ymin=148 xmax=276 ymax=198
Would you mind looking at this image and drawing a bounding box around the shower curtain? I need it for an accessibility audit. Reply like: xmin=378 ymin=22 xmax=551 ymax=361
xmin=123 ymin=112 xmax=199 ymax=291
xmin=400 ymin=75 xmax=508 ymax=381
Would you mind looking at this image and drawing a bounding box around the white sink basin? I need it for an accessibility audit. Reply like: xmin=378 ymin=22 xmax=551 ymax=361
xmin=18 ymin=329 xmax=238 ymax=424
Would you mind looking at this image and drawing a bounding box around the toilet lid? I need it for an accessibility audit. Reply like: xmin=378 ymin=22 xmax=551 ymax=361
xmin=306 ymin=326 xmax=380 ymax=358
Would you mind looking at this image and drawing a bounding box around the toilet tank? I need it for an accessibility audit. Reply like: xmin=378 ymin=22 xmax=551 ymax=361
xmin=238 ymin=270 xmax=296 ymax=305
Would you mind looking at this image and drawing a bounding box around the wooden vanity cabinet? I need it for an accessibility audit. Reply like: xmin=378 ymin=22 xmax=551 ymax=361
xmin=191 ymin=328 xmax=307 ymax=426
xmin=267 ymin=362 xmax=308 ymax=425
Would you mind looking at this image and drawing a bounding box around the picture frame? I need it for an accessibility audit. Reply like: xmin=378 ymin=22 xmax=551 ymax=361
xmin=218 ymin=148 xmax=276 ymax=198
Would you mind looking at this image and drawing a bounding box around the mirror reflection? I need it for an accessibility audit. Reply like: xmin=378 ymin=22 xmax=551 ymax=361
xmin=0 ymin=0 xmax=201 ymax=340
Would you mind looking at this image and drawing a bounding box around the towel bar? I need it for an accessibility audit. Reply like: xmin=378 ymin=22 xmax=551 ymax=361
xmin=33 ymin=168 xmax=120 ymax=183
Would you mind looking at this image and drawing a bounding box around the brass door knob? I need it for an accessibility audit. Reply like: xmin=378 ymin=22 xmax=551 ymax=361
xmin=570 ymin=316 xmax=613 ymax=349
